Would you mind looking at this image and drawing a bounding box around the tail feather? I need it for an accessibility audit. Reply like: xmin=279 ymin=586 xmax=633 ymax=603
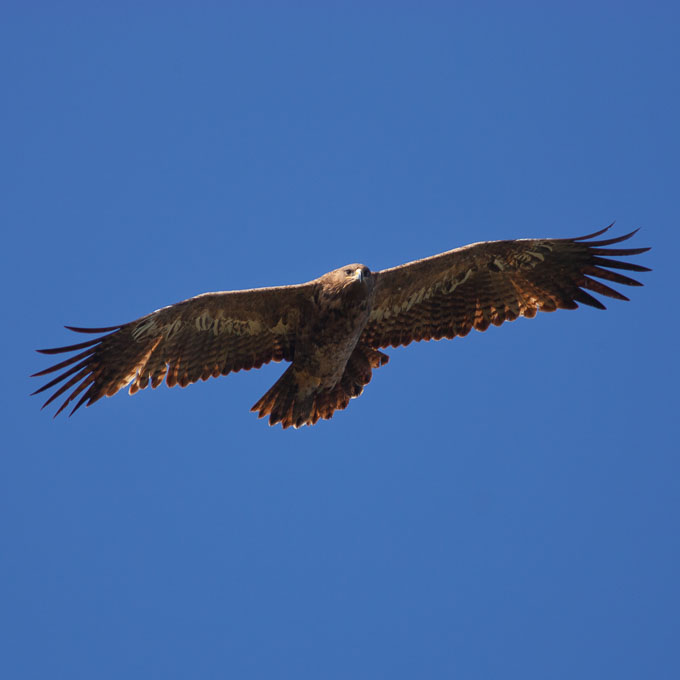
xmin=251 ymin=346 xmax=389 ymax=428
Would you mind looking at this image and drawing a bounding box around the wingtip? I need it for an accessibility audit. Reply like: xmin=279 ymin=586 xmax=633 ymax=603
xmin=64 ymin=324 xmax=121 ymax=334
xmin=634 ymin=248 xmax=651 ymax=257
xmin=54 ymin=401 xmax=69 ymax=418
xmin=573 ymin=222 xmax=615 ymax=241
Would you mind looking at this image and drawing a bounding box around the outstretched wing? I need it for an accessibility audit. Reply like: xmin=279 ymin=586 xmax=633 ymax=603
xmin=33 ymin=284 xmax=311 ymax=416
xmin=362 ymin=226 xmax=650 ymax=349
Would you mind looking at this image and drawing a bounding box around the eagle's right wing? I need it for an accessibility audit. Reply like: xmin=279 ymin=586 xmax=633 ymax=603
xmin=32 ymin=283 xmax=313 ymax=416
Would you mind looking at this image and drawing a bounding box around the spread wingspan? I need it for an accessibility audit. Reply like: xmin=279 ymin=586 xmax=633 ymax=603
xmin=33 ymin=225 xmax=650 ymax=426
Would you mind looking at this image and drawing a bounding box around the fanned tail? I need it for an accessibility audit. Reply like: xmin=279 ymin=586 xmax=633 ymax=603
xmin=251 ymin=346 xmax=389 ymax=428
xmin=250 ymin=365 xmax=307 ymax=429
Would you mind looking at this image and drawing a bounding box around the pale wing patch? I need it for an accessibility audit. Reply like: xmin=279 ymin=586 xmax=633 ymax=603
xmin=194 ymin=312 xmax=213 ymax=332
xmin=525 ymin=250 xmax=545 ymax=262
xmin=131 ymin=317 xmax=158 ymax=340
xmin=163 ymin=318 xmax=183 ymax=339
xmin=135 ymin=309 xmax=275 ymax=342
xmin=446 ymin=267 xmax=473 ymax=293
xmin=193 ymin=312 xmax=265 ymax=336
xmin=510 ymin=243 xmax=554 ymax=269
xmin=271 ymin=318 xmax=289 ymax=335
xmin=131 ymin=315 xmax=183 ymax=341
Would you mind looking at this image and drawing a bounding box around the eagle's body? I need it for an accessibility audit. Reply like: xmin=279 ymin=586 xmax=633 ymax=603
xmin=33 ymin=226 xmax=650 ymax=428
xmin=252 ymin=264 xmax=382 ymax=426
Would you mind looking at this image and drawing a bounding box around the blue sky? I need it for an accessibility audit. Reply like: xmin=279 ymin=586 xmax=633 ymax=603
xmin=2 ymin=2 xmax=678 ymax=678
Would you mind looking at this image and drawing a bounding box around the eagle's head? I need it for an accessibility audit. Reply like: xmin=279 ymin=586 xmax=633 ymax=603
xmin=328 ymin=264 xmax=372 ymax=287
xmin=318 ymin=264 xmax=374 ymax=304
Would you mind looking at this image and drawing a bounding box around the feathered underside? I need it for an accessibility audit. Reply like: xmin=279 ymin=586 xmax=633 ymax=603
xmin=361 ymin=225 xmax=650 ymax=348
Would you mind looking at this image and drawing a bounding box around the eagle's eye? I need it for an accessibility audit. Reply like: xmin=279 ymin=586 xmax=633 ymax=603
xmin=344 ymin=268 xmax=353 ymax=276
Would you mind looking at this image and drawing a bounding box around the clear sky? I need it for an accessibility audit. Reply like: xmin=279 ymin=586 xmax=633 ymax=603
xmin=3 ymin=2 xmax=678 ymax=679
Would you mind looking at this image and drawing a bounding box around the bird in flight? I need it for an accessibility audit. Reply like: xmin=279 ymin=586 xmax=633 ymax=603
xmin=33 ymin=225 xmax=649 ymax=428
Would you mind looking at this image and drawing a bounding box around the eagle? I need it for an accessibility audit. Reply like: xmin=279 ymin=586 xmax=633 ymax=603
xmin=33 ymin=226 xmax=649 ymax=428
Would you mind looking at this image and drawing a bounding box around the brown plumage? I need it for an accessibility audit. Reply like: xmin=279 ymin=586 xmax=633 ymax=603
xmin=33 ymin=225 xmax=650 ymax=428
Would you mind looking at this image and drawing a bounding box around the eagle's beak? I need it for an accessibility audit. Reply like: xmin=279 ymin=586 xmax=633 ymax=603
xmin=354 ymin=267 xmax=364 ymax=282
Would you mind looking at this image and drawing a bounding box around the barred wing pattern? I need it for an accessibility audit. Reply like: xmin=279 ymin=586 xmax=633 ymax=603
xmin=32 ymin=285 xmax=309 ymax=417
xmin=362 ymin=227 xmax=650 ymax=348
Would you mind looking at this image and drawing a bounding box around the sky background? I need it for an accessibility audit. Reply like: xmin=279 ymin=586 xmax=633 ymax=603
xmin=2 ymin=2 xmax=678 ymax=678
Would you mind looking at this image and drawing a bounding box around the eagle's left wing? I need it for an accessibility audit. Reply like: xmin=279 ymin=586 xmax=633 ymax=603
xmin=361 ymin=226 xmax=650 ymax=349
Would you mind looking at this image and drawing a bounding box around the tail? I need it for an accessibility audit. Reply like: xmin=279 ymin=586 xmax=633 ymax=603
xmin=251 ymin=346 xmax=389 ymax=428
